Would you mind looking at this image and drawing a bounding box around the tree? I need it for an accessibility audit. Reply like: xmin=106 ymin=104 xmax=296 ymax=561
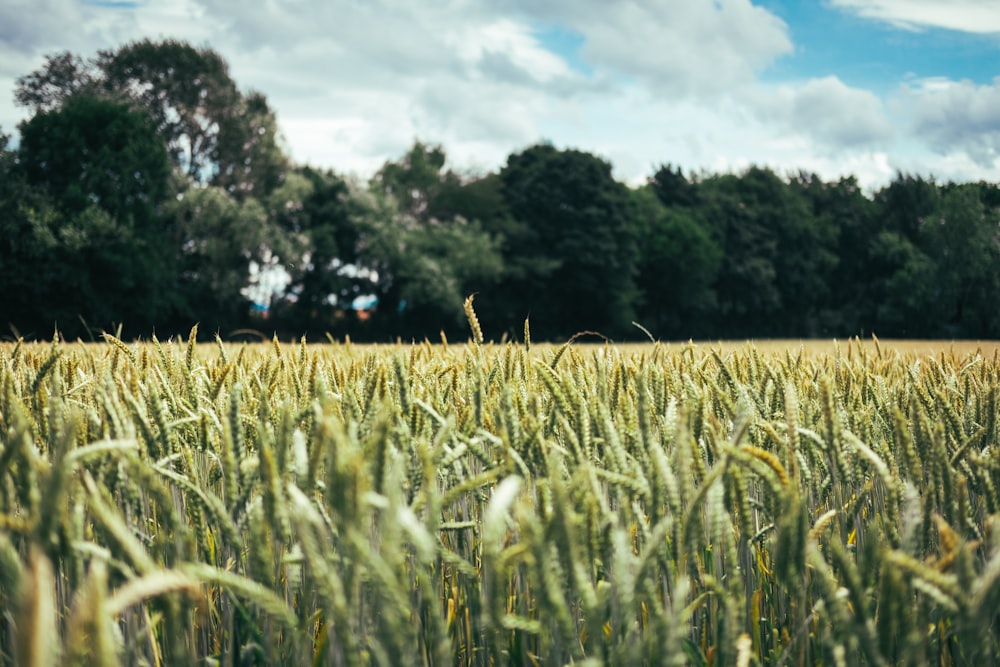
xmin=427 ymin=170 xmax=510 ymax=231
xmin=793 ymin=174 xmax=876 ymax=335
xmin=16 ymin=39 xmax=289 ymax=197
xmin=650 ymin=163 xmax=699 ymax=208
xmin=18 ymin=95 xmax=172 ymax=226
xmin=498 ymin=144 xmax=638 ymax=340
xmin=868 ymin=231 xmax=938 ymax=337
xmin=0 ymin=128 xmax=62 ymax=338
xmin=100 ymin=39 xmax=289 ymax=196
xmin=918 ymin=184 xmax=1000 ymax=337
xmin=876 ymin=173 xmax=939 ymax=241
xmin=12 ymin=40 xmax=306 ymax=337
xmin=865 ymin=174 xmax=943 ymax=337
xmin=267 ymin=166 xmax=365 ymax=334
xmin=696 ymin=171 xmax=780 ymax=337
xmin=166 ymin=186 xmax=293 ymax=332
xmin=13 ymin=97 xmax=176 ymax=337
xmin=371 ymin=141 xmax=449 ymax=220
xmin=213 ymin=91 xmax=288 ymax=198
xmin=762 ymin=171 xmax=838 ymax=337
xmin=696 ymin=167 xmax=837 ymax=337
xmin=14 ymin=52 xmax=100 ymax=111
xmin=631 ymin=185 xmax=720 ymax=339
xmin=340 ymin=142 xmax=503 ymax=339
xmin=350 ymin=184 xmax=502 ymax=339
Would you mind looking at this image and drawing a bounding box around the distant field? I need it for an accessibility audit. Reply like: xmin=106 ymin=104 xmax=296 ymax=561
xmin=2 ymin=332 xmax=999 ymax=665
xmin=619 ymin=338 xmax=1000 ymax=357
xmin=322 ymin=337 xmax=1000 ymax=357
xmin=16 ymin=336 xmax=1000 ymax=358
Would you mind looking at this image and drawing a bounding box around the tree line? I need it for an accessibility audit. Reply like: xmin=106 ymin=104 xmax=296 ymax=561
xmin=3 ymin=39 xmax=999 ymax=342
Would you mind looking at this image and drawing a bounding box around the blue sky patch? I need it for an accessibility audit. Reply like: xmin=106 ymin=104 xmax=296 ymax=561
xmin=760 ymin=1 xmax=999 ymax=92
xmin=533 ymin=23 xmax=593 ymax=77
xmin=82 ymin=0 xmax=143 ymax=8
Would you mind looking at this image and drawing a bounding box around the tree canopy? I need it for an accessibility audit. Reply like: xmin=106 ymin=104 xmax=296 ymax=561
xmin=7 ymin=96 xmax=174 ymax=336
xmin=16 ymin=39 xmax=287 ymax=196
xmin=494 ymin=144 xmax=639 ymax=339
xmin=4 ymin=41 xmax=1000 ymax=342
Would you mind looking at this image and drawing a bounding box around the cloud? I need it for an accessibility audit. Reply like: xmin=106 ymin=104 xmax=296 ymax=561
xmin=456 ymin=19 xmax=576 ymax=84
xmin=751 ymin=76 xmax=894 ymax=148
xmin=0 ymin=0 xmax=144 ymax=135
xmin=83 ymin=0 xmax=141 ymax=7
xmin=829 ymin=0 xmax=1000 ymax=34
xmin=1 ymin=0 xmax=997 ymax=190
xmin=898 ymin=76 xmax=1000 ymax=167
xmin=0 ymin=0 xmax=134 ymax=57
xmin=198 ymin=0 xmax=469 ymax=72
xmin=195 ymin=7 xmax=586 ymax=177
xmin=125 ymin=0 xmax=212 ymax=43
xmin=180 ymin=0 xmax=799 ymax=183
xmin=511 ymin=0 xmax=794 ymax=96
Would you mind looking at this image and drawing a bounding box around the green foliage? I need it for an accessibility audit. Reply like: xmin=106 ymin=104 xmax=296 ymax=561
xmin=870 ymin=231 xmax=938 ymax=336
xmin=18 ymin=95 xmax=171 ymax=226
xmin=371 ymin=141 xmax=450 ymax=220
xmin=166 ymin=186 xmax=291 ymax=330
xmin=13 ymin=51 xmax=100 ymax=111
xmin=8 ymin=41 xmax=295 ymax=337
xmin=918 ymin=184 xmax=1000 ymax=337
xmin=96 ymin=38 xmax=288 ymax=195
xmin=696 ymin=171 xmax=782 ymax=335
xmin=0 ymin=130 xmax=60 ymax=337
xmin=9 ymin=99 xmax=175 ymax=337
xmin=16 ymin=39 xmax=288 ymax=194
xmin=650 ymin=162 xmax=699 ymax=208
xmin=694 ymin=166 xmax=839 ymax=337
xmin=498 ymin=144 xmax=639 ymax=339
xmin=632 ymin=185 xmax=721 ymax=338
xmin=794 ymin=174 xmax=877 ymax=334
xmin=267 ymin=167 xmax=362 ymax=332
xmin=351 ymin=182 xmax=503 ymax=336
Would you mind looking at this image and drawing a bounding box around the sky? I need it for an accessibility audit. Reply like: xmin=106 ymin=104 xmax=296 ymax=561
xmin=1 ymin=0 xmax=998 ymax=190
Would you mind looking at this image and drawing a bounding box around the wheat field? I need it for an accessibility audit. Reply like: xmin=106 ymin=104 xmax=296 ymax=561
xmin=1 ymin=316 xmax=999 ymax=665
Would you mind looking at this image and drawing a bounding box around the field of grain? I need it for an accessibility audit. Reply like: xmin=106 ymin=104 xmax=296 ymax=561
xmin=1 ymin=321 xmax=999 ymax=665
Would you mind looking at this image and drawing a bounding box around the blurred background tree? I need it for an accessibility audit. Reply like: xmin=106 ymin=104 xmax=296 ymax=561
xmin=496 ymin=144 xmax=639 ymax=340
xmin=4 ymin=41 xmax=1000 ymax=341
xmin=632 ymin=180 xmax=720 ymax=339
xmin=11 ymin=96 xmax=174 ymax=337
xmin=10 ymin=39 xmax=293 ymax=337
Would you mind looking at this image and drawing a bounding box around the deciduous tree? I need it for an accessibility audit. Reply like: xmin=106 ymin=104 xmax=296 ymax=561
xmin=632 ymin=185 xmax=720 ymax=339
xmin=16 ymin=39 xmax=289 ymax=197
xmin=14 ymin=97 xmax=175 ymax=336
xmin=499 ymin=144 xmax=638 ymax=339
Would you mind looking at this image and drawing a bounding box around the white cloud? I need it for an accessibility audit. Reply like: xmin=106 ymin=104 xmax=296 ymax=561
xmin=829 ymin=0 xmax=1000 ymax=34
xmin=1 ymin=0 xmax=998 ymax=189
xmin=0 ymin=0 xmax=134 ymax=136
xmin=512 ymin=0 xmax=794 ymax=96
xmin=896 ymin=76 xmax=1000 ymax=167
xmin=127 ymin=0 xmax=212 ymax=42
xmin=0 ymin=1 xmax=91 ymax=53
xmin=450 ymin=19 xmax=576 ymax=84
xmin=200 ymin=6 xmax=584 ymax=178
xmin=751 ymin=76 xmax=894 ymax=148
xmin=178 ymin=0 xmax=800 ymax=180
xmin=540 ymin=85 xmax=899 ymax=190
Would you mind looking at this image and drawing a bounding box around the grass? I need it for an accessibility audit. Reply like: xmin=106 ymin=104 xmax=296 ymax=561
xmin=0 ymin=320 xmax=999 ymax=665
